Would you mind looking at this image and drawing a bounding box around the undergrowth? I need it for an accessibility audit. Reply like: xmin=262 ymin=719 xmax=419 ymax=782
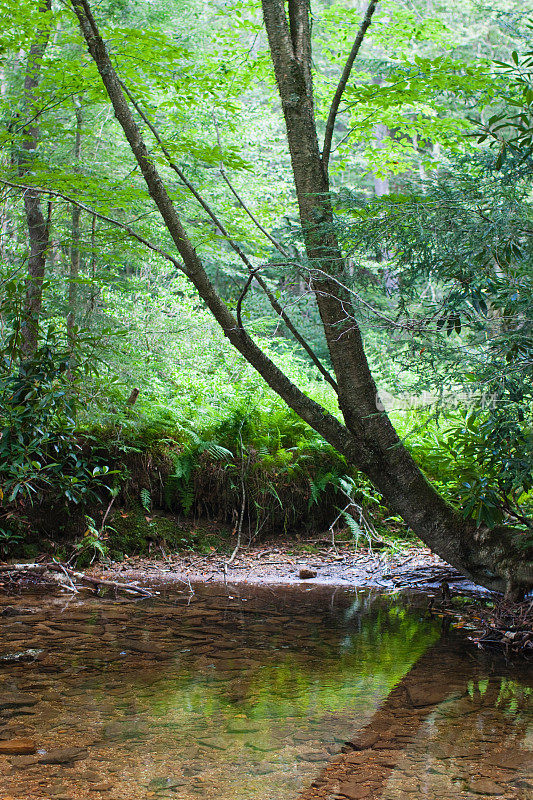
xmin=84 ymin=398 xmax=387 ymax=549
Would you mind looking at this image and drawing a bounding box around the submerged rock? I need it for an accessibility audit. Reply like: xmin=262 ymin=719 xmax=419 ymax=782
xmin=0 ymin=649 xmax=43 ymax=664
xmin=114 ymin=638 xmax=166 ymax=656
xmin=345 ymin=731 xmax=380 ymax=751
xmin=38 ymin=747 xmax=86 ymax=764
xmin=0 ymin=738 xmax=36 ymax=755
xmin=468 ymin=778 xmax=506 ymax=795
xmin=147 ymin=777 xmax=187 ymax=789
xmin=0 ymin=693 xmax=38 ymax=709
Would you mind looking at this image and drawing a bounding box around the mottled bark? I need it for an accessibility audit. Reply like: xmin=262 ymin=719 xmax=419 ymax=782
xmin=70 ymin=0 xmax=532 ymax=595
xmin=18 ymin=0 xmax=52 ymax=356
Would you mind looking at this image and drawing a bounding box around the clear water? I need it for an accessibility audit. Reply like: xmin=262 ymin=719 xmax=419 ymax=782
xmin=0 ymin=584 xmax=531 ymax=800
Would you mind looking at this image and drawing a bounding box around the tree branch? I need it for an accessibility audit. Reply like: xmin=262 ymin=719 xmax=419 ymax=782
xmin=262 ymin=0 xmax=294 ymax=63
xmin=236 ymin=267 xmax=260 ymax=332
xmin=0 ymin=179 xmax=185 ymax=272
xmin=119 ymin=80 xmax=338 ymax=389
xmin=211 ymin=112 xmax=290 ymax=257
xmin=218 ymin=167 xmax=289 ymax=257
xmin=322 ymin=0 xmax=379 ymax=169
xmin=288 ymin=0 xmax=312 ymax=88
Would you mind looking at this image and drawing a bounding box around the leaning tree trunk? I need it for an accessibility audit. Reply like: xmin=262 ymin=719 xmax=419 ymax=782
xmin=70 ymin=0 xmax=532 ymax=596
xmin=18 ymin=0 xmax=52 ymax=357
xmin=261 ymin=0 xmax=531 ymax=597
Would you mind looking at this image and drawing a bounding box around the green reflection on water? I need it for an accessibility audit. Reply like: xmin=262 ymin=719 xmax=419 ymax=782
xmin=2 ymin=590 xmax=531 ymax=800
xmin=144 ymin=604 xmax=440 ymax=734
xmin=84 ymin=599 xmax=441 ymax=797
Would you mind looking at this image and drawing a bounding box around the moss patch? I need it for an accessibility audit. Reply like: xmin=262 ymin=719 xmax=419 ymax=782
xmin=107 ymin=508 xmax=233 ymax=558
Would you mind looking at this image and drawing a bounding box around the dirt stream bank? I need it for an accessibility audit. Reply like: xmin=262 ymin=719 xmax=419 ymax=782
xmin=88 ymin=543 xmax=485 ymax=594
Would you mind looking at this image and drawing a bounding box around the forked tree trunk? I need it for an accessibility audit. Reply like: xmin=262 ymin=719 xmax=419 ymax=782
xmin=70 ymin=0 xmax=532 ymax=596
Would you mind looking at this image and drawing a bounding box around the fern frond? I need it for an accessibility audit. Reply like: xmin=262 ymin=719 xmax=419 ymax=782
xmin=140 ymin=487 xmax=151 ymax=512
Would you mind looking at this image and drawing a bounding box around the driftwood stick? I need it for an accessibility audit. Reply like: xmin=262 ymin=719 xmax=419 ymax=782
xmin=0 ymin=561 xmax=154 ymax=597
xmin=52 ymin=560 xmax=80 ymax=593
xmin=57 ymin=566 xmax=154 ymax=597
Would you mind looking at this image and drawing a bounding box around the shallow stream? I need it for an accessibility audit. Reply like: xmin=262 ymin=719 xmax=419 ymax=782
xmin=0 ymin=584 xmax=531 ymax=800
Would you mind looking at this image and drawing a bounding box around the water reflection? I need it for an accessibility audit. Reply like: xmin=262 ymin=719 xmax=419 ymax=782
xmin=0 ymin=585 xmax=531 ymax=800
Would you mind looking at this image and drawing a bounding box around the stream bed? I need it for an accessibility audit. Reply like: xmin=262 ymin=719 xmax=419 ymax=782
xmin=0 ymin=584 xmax=531 ymax=800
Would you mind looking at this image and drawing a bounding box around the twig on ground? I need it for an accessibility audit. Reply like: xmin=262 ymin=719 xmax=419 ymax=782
xmin=52 ymin=560 xmax=80 ymax=594
xmin=61 ymin=567 xmax=155 ymax=597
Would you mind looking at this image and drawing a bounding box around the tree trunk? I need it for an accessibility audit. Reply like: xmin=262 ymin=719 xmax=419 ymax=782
xmin=67 ymin=98 xmax=83 ymax=351
xmin=70 ymin=0 xmax=532 ymax=596
xmin=18 ymin=0 xmax=52 ymax=357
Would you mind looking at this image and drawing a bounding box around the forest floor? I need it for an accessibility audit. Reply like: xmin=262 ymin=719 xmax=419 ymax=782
xmin=89 ymin=540 xmax=484 ymax=596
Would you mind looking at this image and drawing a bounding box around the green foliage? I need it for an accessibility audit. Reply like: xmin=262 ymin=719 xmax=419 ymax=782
xmin=74 ymin=515 xmax=109 ymax=567
xmin=0 ymin=343 xmax=111 ymax=500
xmin=332 ymin=134 xmax=533 ymax=530
xmin=0 ymin=278 xmax=116 ymax=546
xmin=404 ymin=410 xmax=532 ymax=528
xmin=0 ymin=526 xmax=24 ymax=556
xmin=477 ymin=43 xmax=533 ymax=166
xmin=140 ymin=487 xmax=151 ymax=513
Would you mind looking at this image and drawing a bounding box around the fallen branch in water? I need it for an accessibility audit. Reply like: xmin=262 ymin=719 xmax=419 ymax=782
xmin=54 ymin=565 xmax=155 ymax=597
xmin=0 ymin=562 xmax=47 ymax=572
xmin=0 ymin=561 xmax=154 ymax=597
xmin=467 ymin=598 xmax=533 ymax=657
xmin=52 ymin=560 xmax=79 ymax=594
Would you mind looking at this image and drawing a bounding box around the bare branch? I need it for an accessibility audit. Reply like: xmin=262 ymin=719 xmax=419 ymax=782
xmin=236 ymin=267 xmax=260 ymax=332
xmin=218 ymin=168 xmax=289 ymax=256
xmin=0 ymin=179 xmax=184 ymax=272
xmin=322 ymin=0 xmax=379 ymax=169
xmin=119 ymin=82 xmax=338 ymax=390
xmin=211 ymin=112 xmax=290 ymax=257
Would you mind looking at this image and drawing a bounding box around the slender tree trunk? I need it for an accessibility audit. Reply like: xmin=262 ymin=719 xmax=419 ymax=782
xmin=70 ymin=0 xmax=532 ymax=596
xmin=0 ymin=67 xmax=10 ymax=264
xmin=67 ymin=98 xmax=82 ymax=350
xmin=18 ymin=0 xmax=52 ymax=357
xmin=371 ymin=77 xmax=390 ymax=197
xmin=369 ymin=94 xmax=396 ymax=292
